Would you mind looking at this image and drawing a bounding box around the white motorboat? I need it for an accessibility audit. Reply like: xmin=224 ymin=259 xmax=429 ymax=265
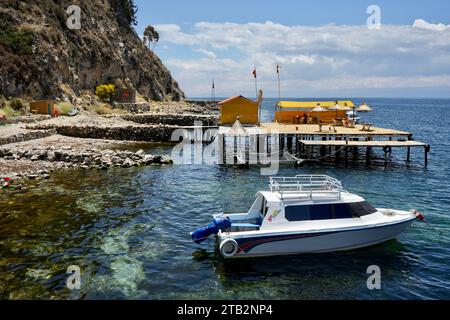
xmin=191 ymin=175 xmax=423 ymax=259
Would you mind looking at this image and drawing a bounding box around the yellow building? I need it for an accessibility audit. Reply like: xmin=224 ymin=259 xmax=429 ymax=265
xmin=219 ymin=95 xmax=259 ymax=125
xmin=29 ymin=100 xmax=56 ymax=115
xmin=275 ymin=100 xmax=355 ymax=124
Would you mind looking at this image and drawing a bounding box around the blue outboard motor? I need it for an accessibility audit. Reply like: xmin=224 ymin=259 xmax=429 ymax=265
xmin=191 ymin=217 xmax=232 ymax=244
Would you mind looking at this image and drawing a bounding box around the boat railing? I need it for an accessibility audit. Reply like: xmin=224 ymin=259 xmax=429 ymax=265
xmin=270 ymin=175 xmax=344 ymax=200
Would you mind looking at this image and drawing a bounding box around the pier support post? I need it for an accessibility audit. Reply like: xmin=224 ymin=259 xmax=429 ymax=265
xmin=234 ymin=136 xmax=238 ymax=164
xmin=256 ymin=134 xmax=260 ymax=154
xmin=335 ymin=146 xmax=341 ymax=163
xmin=249 ymin=134 xmax=258 ymax=165
xmin=383 ymin=146 xmax=392 ymax=167
xmin=352 ymin=139 xmax=358 ymax=159
xmin=425 ymin=145 xmax=430 ymax=167
xmin=345 ymin=145 xmax=350 ymax=166
xmin=366 ymin=147 xmax=372 ymax=165
xmin=259 ymin=134 xmax=268 ymax=164
xmin=279 ymin=135 xmax=285 ymax=152
xmin=407 ymin=147 xmax=411 ymax=162
xmin=217 ymin=134 xmax=224 ymax=165
xmin=320 ymin=136 xmax=326 ymax=161
xmin=287 ymin=135 xmax=293 ymax=153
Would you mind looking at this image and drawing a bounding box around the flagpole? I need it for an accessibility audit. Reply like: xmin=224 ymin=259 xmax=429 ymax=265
xmin=254 ymin=68 xmax=258 ymax=99
xmin=277 ymin=65 xmax=281 ymax=101
xmin=211 ymin=79 xmax=215 ymax=105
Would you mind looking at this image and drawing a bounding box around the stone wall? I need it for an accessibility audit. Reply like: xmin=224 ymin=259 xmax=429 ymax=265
xmin=0 ymin=129 xmax=57 ymax=146
xmin=113 ymin=102 xmax=151 ymax=113
xmin=116 ymin=113 xmax=219 ymax=126
xmin=5 ymin=115 xmax=52 ymax=124
xmin=27 ymin=124 xmax=214 ymax=142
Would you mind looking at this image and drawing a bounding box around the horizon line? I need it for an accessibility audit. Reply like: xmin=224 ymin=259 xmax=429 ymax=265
xmin=187 ymin=96 xmax=450 ymax=100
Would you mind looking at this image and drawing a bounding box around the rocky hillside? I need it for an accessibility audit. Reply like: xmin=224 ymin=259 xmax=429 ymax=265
xmin=0 ymin=0 xmax=184 ymax=102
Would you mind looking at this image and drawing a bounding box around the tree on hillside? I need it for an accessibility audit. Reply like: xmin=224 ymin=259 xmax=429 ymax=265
xmin=143 ymin=25 xmax=159 ymax=51
xmin=112 ymin=0 xmax=138 ymax=26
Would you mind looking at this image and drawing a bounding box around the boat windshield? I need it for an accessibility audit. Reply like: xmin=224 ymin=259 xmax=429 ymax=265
xmin=285 ymin=201 xmax=377 ymax=222
xmin=261 ymin=198 xmax=269 ymax=216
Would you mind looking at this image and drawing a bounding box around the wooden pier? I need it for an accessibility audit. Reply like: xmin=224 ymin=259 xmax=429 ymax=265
xmin=299 ymin=139 xmax=429 ymax=166
xmin=217 ymin=122 xmax=431 ymax=167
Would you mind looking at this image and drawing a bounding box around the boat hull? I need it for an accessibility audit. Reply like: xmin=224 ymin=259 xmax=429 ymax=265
xmin=219 ymin=218 xmax=415 ymax=258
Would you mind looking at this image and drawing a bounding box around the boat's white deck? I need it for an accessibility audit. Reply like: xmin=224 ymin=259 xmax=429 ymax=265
xmin=259 ymin=190 xmax=364 ymax=206
xmin=220 ymin=209 xmax=415 ymax=237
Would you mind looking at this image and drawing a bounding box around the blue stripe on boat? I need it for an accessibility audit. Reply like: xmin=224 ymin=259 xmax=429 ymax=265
xmin=234 ymin=219 xmax=413 ymax=253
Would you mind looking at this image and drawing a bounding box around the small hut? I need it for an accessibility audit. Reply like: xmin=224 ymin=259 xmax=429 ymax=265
xmin=29 ymin=100 xmax=56 ymax=115
xmin=219 ymin=95 xmax=258 ymax=125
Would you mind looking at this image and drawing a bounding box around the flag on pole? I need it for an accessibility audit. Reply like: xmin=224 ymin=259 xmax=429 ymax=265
xmin=276 ymin=64 xmax=281 ymax=74
xmin=212 ymin=80 xmax=215 ymax=89
xmin=253 ymin=68 xmax=257 ymax=78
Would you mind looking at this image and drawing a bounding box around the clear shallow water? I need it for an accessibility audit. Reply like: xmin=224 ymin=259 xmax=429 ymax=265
xmin=1 ymin=98 xmax=450 ymax=300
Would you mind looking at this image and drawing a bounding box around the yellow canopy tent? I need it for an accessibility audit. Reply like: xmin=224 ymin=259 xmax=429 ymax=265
xmin=277 ymin=101 xmax=355 ymax=109
xmin=275 ymin=101 xmax=355 ymax=123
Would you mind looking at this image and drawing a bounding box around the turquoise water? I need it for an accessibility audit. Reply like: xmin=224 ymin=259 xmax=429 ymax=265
xmin=1 ymin=98 xmax=450 ymax=299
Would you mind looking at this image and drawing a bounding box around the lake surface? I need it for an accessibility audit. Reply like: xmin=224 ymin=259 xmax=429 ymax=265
xmin=1 ymin=98 xmax=450 ymax=299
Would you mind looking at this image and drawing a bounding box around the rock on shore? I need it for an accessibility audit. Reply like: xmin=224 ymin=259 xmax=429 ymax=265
xmin=0 ymin=146 xmax=171 ymax=169
xmin=0 ymin=135 xmax=173 ymax=188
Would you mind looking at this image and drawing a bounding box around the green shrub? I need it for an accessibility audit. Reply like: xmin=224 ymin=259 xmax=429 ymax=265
xmin=56 ymin=102 xmax=75 ymax=116
xmin=95 ymin=84 xmax=116 ymax=101
xmin=9 ymin=98 xmax=24 ymax=111
xmin=0 ymin=13 xmax=34 ymax=55
xmin=94 ymin=104 xmax=113 ymax=115
xmin=0 ymin=106 xmax=20 ymax=118
xmin=0 ymin=19 xmax=33 ymax=55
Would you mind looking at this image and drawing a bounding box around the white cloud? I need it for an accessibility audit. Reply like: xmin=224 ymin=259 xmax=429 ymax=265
xmin=194 ymin=48 xmax=217 ymax=59
xmin=413 ymin=19 xmax=450 ymax=31
xmin=154 ymin=24 xmax=198 ymax=45
xmin=154 ymin=20 xmax=450 ymax=97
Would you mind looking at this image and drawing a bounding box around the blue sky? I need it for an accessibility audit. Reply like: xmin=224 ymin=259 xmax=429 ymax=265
xmin=135 ymin=1 xmax=450 ymax=98
xmin=135 ymin=0 xmax=450 ymax=26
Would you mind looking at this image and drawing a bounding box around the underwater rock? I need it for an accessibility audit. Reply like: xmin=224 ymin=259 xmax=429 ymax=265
xmin=0 ymin=142 xmax=173 ymax=190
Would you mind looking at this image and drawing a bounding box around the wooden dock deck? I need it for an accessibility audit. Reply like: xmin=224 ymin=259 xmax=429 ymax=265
xmin=299 ymin=140 xmax=427 ymax=148
xmin=260 ymin=123 xmax=412 ymax=137
xmin=216 ymin=122 xmax=430 ymax=167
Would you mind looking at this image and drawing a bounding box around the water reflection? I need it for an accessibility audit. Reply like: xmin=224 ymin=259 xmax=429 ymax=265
xmin=198 ymin=240 xmax=415 ymax=299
